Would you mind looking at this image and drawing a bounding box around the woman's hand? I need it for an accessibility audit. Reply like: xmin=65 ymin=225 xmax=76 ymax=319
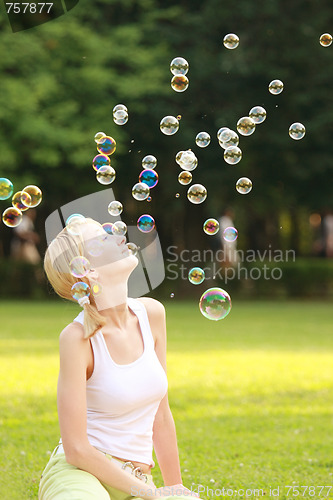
xmin=153 ymin=484 xmax=201 ymax=498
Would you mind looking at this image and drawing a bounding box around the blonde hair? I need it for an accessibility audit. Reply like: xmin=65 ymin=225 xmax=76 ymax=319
xmin=44 ymin=218 xmax=106 ymax=338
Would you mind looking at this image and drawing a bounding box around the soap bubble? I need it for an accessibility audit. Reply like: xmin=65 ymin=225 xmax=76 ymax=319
xmin=71 ymin=282 xmax=90 ymax=302
xmin=139 ymin=169 xmax=159 ymax=188
xmin=113 ymin=104 xmax=128 ymax=114
xmin=199 ymin=287 xmax=232 ymax=320
xmin=217 ymin=127 xmax=229 ymax=140
xmin=223 ymin=226 xmax=238 ymax=242
xmin=113 ymin=109 xmax=128 ymax=125
xmin=320 ymin=33 xmax=332 ymax=47
xmin=249 ymin=106 xmax=267 ymax=124
xmin=187 ymin=184 xmax=207 ymax=204
xmin=96 ymin=165 xmax=116 ymax=185
xmin=177 ymin=150 xmax=198 ymax=171
xmin=126 ymin=242 xmax=139 ymax=256
xmin=178 ymin=171 xmax=192 ymax=185
xmin=69 ymin=256 xmax=90 ymax=278
xmin=0 ymin=178 xmax=14 ymax=200
xmin=219 ymin=130 xmax=239 ymax=149
xmin=171 ymin=75 xmax=189 ymax=92
xmin=132 ymin=182 xmax=150 ymax=201
xmin=91 ymin=283 xmax=102 ymax=296
xmin=12 ymin=191 xmax=31 ymax=212
xmin=188 ymin=267 xmax=205 ymax=285
xmin=237 ymin=117 xmax=256 ymax=136
xmin=147 ymin=196 xmax=152 ymax=202
xmin=170 ymin=57 xmax=189 ymax=75
xmin=108 ymin=200 xmax=123 ymax=216
xmin=94 ymin=132 xmax=106 ymax=143
xmin=269 ymin=80 xmax=284 ymax=95
xmin=20 ymin=185 xmax=42 ymax=208
xmin=97 ymin=136 xmax=116 ymax=155
xmin=2 ymin=207 xmax=22 ymax=227
xmin=224 ymin=146 xmax=242 ymax=164
xmin=92 ymin=154 xmax=110 ymax=171
xmin=102 ymin=222 xmax=114 ymax=234
xmin=86 ymin=237 xmax=103 ymax=257
xmin=160 ymin=116 xmax=179 ymax=136
xmin=289 ymin=122 xmax=306 ymax=140
xmin=112 ymin=221 xmax=127 ymax=236
xmin=137 ymin=214 xmax=155 ymax=233
xmin=203 ymin=218 xmax=219 ymax=235
xmin=218 ymin=128 xmax=232 ymax=143
xmin=66 ymin=213 xmax=85 ymax=231
xmin=195 ymin=132 xmax=211 ymax=148
xmin=175 ymin=193 xmax=180 ymax=198
xmin=223 ymin=33 xmax=239 ymax=49
xmin=236 ymin=177 xmax=252 ymax=194
xmin=142 ymin=155 xmax=157 ymax=170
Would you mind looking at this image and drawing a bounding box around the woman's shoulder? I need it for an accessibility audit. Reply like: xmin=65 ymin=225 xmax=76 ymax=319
xmin=59 ymin=320 xmax=88 ymax=349
xmin=135 ymin=297 xmax=165 ymax=318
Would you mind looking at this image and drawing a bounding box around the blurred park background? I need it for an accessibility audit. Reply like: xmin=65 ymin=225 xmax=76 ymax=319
xmin=1 ymin=0 xmax=333 ymax=300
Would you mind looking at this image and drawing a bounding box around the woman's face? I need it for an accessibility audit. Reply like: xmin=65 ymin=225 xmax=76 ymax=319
xmin=80 ymin=221 xmax=138 ymax=274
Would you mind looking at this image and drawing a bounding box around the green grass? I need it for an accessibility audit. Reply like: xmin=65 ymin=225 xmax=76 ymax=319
xmin=0 ymin=300 xmax=332 ymax=499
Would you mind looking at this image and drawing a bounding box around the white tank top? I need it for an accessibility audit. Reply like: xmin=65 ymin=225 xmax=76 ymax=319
xmin=59 ymin=298 xmax=168 ymax=467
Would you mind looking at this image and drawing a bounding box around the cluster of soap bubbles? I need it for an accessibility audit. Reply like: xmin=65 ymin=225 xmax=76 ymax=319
xmin=0 ymin=178 xmax=42 ymax=228
xmin=93 ymin=132 xmax=117 ymax=186
xmin=113 ymin=104 xmax=128 ymax=126
xmin=170 ymin=56 xmax=189 ymax=93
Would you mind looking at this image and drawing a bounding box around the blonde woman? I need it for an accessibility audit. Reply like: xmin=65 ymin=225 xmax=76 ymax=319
xmin=38 ymin=217 xmax=201 ymax=500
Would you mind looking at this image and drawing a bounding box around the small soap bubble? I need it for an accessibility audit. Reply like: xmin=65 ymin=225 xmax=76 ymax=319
xmin=171 ymin=75 xmax=189 ymax=92
xmin=94 ymin=132 xmax=106 ymax=143
xmin=187 ymin=184 xmax=207 ymax=204
xmin=69 ymin=256 xmax=90 ymax=278
xmin=224 ymin=146 xmax=242 ymax=164
xmin=22 ymin=185 xmax=42 ymax=208
xmin=175 ymin=193 xmax=180 ymax=198
xmin=2 ymin=207 xmax=22 ymax=227
xmin=220 ymin=130 xmax=239 ymax=149
xmin=170 ymin=293 xmax=175 ymax=298
xmin=269 ymin=79 xmax=284 ymax=95
xmin=177 ymin=150 xmax=198 ymax=171
xmin=12 ymin=191 xmax=31 ymax=212
xmin=178 ymin=171 xmax=192 ymax=185
xmin=160 ymin=116 xmax=179 ymax=136
xmin=236 ymin=177 xmax=252 ymax=194
xmin=126 ymin=242 xmax=139 ymax=256
xmin=203 ymin=218 xmax=219 ymax=235
xmin=112 ymin=221 xmax=127 ymax=236
xmin=199 ymin=287 xmax=232 ymax=320
xmin=132 ymin=182 xmax=150 ymax=201
xmin=96 ymin=165 xmax=116 ymax=185
xmin=137 ymin=214 xmax=155 ymax=233
xmin=102 ymin=222 xmax=114 ymax=235
xmin=170 ymin=57 xmax=189 ymax=75
xmin=218 ymin=128 xmax=232 ymax=143
xmin=91 ymin=283 xmax=102 ymax=296
xmin=71 ymin=282 xmax=90 ymax=302
xmin=108 ymin=200 xmax=123 ymax=216
xmin=237 ymin=117 xmax=256 ymax=136
xmin=249 ymin=106 xmax=267 ymax=124
xmin=147 ymin=196 xmax=152 ymax=202
xmin=97 ymin=136 xmax=116 ymax=155
xmin=195 ymin=132 xmax=211 ymax=148
xmin=223 ymin=33 xmax=239 ymax=49
xmin=177 ymin=115 xmax=182 ymax=120
xmin=223 ymin=226 xmax=238 ymax=242
xmin=0 ymin=178 xmax=14 ymax=200
xmin=113 ymin=104 xmax=128 ymax=114
xmin=139 ymin=169 xmax=159 ymax=188
xmin=289 ymin=122 xmax=306 ymax=140
xmin=320 ymin=33 xmax=332 ymax=47
xmin=113 ymin=109 xmax=128 ymax=126
xmin=188 ymin=267 xmax=205 ymax=285
xmin=92 ymin=154 xmax=110 ymax=171
xmin=142 ymin=155 xmax=157 ymax=170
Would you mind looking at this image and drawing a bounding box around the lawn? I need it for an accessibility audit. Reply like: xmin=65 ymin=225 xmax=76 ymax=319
xmin=0 ymin=299 xmax=332 ymax=499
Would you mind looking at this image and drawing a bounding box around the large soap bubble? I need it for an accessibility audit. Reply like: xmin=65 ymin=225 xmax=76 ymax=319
xmin=70 ymin=256 xmax=90 ymax=279
xmin=249 ymin=106 xmax=266 ymax=124
xmin=160 ymin=116 xmax=179 ymax=135
xmin=224 ymin=146 xmax=242 ymax=164
xmin=237 ymin=117 xmax=256 ymax=136
xmin=2 ymin=207 xmax=22 ymax=227
xmin=92 ymin=154 xmax=110 ymax=171
xmin=199 ymin=287 xmax=232 ymax=320
xmin=132 ymin=182 xmax=150 ymax=201
xmin=12 ymin=191 xmax=31 ymax=212
xmin=195 ymin=132 xmax=211 ymax=148
xmin=0 ymin=178 xmax=14 ymax=201
xmin=71 ymin=282 xmax=90 ymax=302
xmin=108 ymin=200 xmax=123 ymax=216
xmin=97 ymin=136 xmax=116 ymax=155
xmin=96 ymin=166 xmax=116 ymax=185
xmin=22 ymin=185 xmax=42 ymax=208
xmin=170 ymin=57 xmax=189 ymax=75
xmin=139 ymin=169 xmax=159 ymax=188
xmin=171 ymin=75 xmax=189 ymax=92
xmin=142 ymin=155 xmax=157 ymax=170
xmin=187 ymin=184 xmax=207 ymax=204
xmin=137 ymin=214 xmax=155 ymax=233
